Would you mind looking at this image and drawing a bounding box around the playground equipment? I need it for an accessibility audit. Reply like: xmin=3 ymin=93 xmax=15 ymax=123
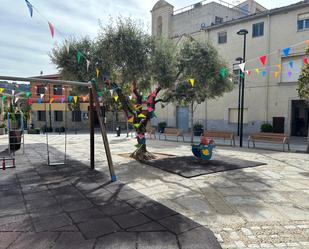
xmin=0 ymin=111 xmax=25 ymax=169
xmin=191 ymin=136 xmax=215 ymax=160
xmin=0 ymin=75 xmax=116 ymax=182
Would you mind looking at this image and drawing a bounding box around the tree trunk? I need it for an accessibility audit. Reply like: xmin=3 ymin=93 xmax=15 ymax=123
xmin=130 ymin=131 xmax=156 ymax=161
xmin=190 ymin=102 xmax=194 ymax=143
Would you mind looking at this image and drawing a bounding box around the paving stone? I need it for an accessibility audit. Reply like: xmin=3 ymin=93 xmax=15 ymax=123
xmin=0 ymin=202 xmax=27 ymax=218
xmin=8 ymin=232 xmax=59 ymax=249
xmin=52 ymin=232 xmax=95 ymax=249
xmin=99 ymin=200 xmax=136 ymax=216
xmin=127 ymin=221 xmax=167 ymax=232
xmin=77 ymin=218 xmax=120 ymax=239
xmin=0 ymin=214 xmax=33 ymax=232
xmin=69 ymin=207 xmax=105 ymax=223
xmin=112 ymin=210 xmax=151 ymax=229
xmin=158 ymin=214 xmax=200 ymax=234
xmin=126 ymin=196 xmax=158 ymax=209
xmin=60 ymin=198 xmax=93 ymax=212
xmin=24 ymin=191 xmax=53 ymax=201
xmin=95 ymin=232 xmax=137 ymax=249
xmin=32 ymin=213 xmax=72 ymax=232
xmin=139 ymin=203 xmax=178 ymax=220
xmin=137 ymin=231 xmax=179 ymax=249
xmin=178 ymin=226 xmax=222 ymax=249
xmin=0 ymin=232 xmax=21 ymax=248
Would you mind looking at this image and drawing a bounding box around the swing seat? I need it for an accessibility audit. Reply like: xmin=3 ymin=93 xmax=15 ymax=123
xmin=191 ymin=143 xmax=214 ymax=160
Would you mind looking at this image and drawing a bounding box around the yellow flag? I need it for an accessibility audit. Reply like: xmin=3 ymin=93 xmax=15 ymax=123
xmin=277 ymin=64 xmax=282 ymax=70
xmin=96 ymin=68 xmax=100 ymax=78
xmin=114 ymin=95 xmax=119 ymax=102
xmin=128 ymin=116 xmax=134 ymax=123
xmin=0 ymin=88 xmax=4 ymax=93
xmin=189 ymin=79 xmax=195 ymax=87
xmin=274 ymin=71 xmax=279 ymax=78
xmin=73 ymin=96 xmax=78 ymax=103
xmin=138 ymin=113 xmax=146 ymax=118
xmin=255 ymin=68 xmax=260 ymax=74
xmin=134 ymin=123 xmax=141 ymax=129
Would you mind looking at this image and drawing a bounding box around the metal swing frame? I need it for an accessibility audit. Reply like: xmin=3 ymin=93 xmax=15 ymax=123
xmin=0 ymin=75 xmax=117 ymax=182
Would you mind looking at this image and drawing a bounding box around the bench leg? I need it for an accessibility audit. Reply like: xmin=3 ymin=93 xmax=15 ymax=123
xmin=288 ymin=142 xmax=290 ymax=151
xmin=177 ymin=136 xmax=178 ymax=142
xmin=183 ymin=136 xmax=185 ymax=142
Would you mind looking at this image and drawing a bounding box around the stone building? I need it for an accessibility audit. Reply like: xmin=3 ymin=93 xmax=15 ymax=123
xmin=151 ymin=0 xmax=309 ymax=137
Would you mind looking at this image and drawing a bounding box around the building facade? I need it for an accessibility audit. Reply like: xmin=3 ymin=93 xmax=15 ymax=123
xmin=151 ymin=0 xmax=309 ymax=136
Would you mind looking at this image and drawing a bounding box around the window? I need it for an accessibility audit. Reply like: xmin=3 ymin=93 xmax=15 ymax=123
xmin=252 ymin=22 xmax=264 ymax=37
xmin=53 ymin=85 xmax=62 ymax=95
xmin=218 ymin=32 xmax=227 ymax=44
xmin=233 ymin=69 xmax=241 ymax=84
xmin=229 ymin=108 xmax=248 ymax=124
xmin=157 ymin=16 xmax=162 ymax=36
xmin=54 ymin=111 xmax=63 ymax=122
xmin=36 ymin=85 xmax=45 ymax=96
xmin=298 ymin=13 xmax=309 ymax=31
xmin=215 ymin=16 xmax=223 ymax=24
xmin=72 ymin=111 xmax=81 ymax=122
xmin=37 ymin=111 xmax=46 ymax=122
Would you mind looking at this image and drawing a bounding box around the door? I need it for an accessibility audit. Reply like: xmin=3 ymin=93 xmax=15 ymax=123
xmin=177 ymin=107 xmax=189 ymax=132
xmin=291 ymin=100 xmax=309 ymax=136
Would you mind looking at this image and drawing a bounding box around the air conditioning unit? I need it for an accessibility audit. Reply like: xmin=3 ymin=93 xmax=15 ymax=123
xmin=201 ymin=23 xmax=206 ymax=29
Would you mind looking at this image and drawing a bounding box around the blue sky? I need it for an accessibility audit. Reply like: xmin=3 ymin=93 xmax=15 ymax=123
xmin=0 ymin=0 xmax=301 ymax=77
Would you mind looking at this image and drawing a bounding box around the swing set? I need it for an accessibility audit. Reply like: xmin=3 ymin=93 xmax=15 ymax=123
xmin=0 ymin=75 xmax=117 ymax=182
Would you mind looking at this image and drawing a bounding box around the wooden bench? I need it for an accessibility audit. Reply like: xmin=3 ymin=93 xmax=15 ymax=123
xmin=248 ymin=133 xmax=290 ymax=151
xmin=159 ymin=128 xmax=184 ymax=142
xmin=203 ymin=130 xmax=235 ymax=146
xmin=146 ymin=124 xmax=156 ymax=139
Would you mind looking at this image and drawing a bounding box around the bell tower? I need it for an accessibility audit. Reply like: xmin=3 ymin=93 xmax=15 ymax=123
xmin=151 ymin=0 xmax=174 ymax=37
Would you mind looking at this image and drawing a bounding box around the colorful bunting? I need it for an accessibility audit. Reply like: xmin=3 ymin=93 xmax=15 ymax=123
xmin=137 ymin=133 xmax=145 ymax=139
xmin=77 ymin=51 xmax=81 ymax=64
xmin=129 ymin=95 xmax=133 ymax=100
xmin=96 ymin=68 xmax=100 ymax=78
xmin=283 ymin=47 xmax=291 ymax=57
xmin=86 ymin=60 xmax=90 ymax=72
xmin=304 ymin=58 xmax=309 ymax=65
xmin=306 ymin=40 xmax=309 ymax=45
xmin=289 ymin=60 xmax=294 ymax=68
xmin=138 ymin=113 xmax=146 ymax=118
xmin=82 ymin=96 xmax=88 ymax=102
xmin=48 ymin=21 xmax=55 ymax=38
xmin=147 ymin=107 xmax=154 ymax=112
xmin=262 ymin=71 xmax=267 ymax=77
xmin=189 ymin=79 xmax=195 ymax=87
xmin=40 ymin=93 xmax=44 ymax=99
xmin=255 ymin=68 xmax=260 ymax=74
xmin=288 ymin=71 xmax=292 ymax=77
xmin=28 ymin=98 xmax=32 ymax=105
xmin=14 ymin=97 xmax=19 ymax=104
xmin=133 ymin=123 xmax=141 ymax=129
xmin=238 ymin=63 xmax=245 ymax=73
xmin=61 ymin=97 xmax=65 ymax=103
xmin=0 ymin=88 xmax=5 ymax=93
xmin=220 ymin=68 xmax=226 ymax=77
xmin=109 ymin=90 xmax=113 ymax=95
xmin=38 ymin=98 xmax=42 ymax=104
xmin=50 ymin=97 xmax=54 ymax=103
xmin=266 ymin=66 xmax=271 ymax=72
xmin=277 ymin=64 xmax=282 ymax=70
xmin=2 ymin=96 xmax=6 ymax=101
xmin=12 ymin=90 xmax=15 ymax=95
xmin=65 ymin=40 xmax=70 ymax=54
xmin=26 ymin=91 xmax=31 ymax=97
xmin=113 ymin=95 xmax=119 ymax=102
xmin=259 ymin=55 xmax=267 ymax=66
xmin=246 ymin=70 xmax=251 ymax=76
xmin=128 ymin=116 xmax=134 ymax=123
xmin=274 ymin=71 xmax=279 ymax=78
xmin=98 ymin=92 xmax=103 ymax=97
xmin=25 ymin=0 xmax=33 ymax=17
xmin=73 ymin=96 xmax=78 ymax=103
xmin=68 ymin=96 xmax=73 ymax=102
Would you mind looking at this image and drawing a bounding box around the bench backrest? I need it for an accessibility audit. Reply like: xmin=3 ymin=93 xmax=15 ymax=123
xmin=146 ymin=123 xmax=155 ymax=133
xmin=204 ymin=130 xmax=234 ymax=139
xmin=164 ymin=128 xmax=183 ymax=135
xmin=251 ymin=132 xmax=289 ymax=141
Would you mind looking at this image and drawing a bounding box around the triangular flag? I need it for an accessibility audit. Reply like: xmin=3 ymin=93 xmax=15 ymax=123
xmin=147 ymin=107 xmax=154 ymax=112
xmin=86 ymin=60 xmax=90 ymax=72
xmin=40 ymin=93 xmax=44 ymax=99
xmin=38 ymin=98 xmax=42 ymax=104
xmin=277 ymin=64 xmax=282 ymax=70
xmin=304 ymin=58 xmax=309 ymax=65
xmin=306 ymin=40 xmax=309 ymax=45
xmin=239 ymin=63 xmax=245 ymax=73
xmin=82 ymin=96 xmax=88 ymax=102
xmin=68 ymin=96 xmax=73 ymax=102
xmin=14 ymin=97 xmax=19 ymax=103
xmin=77 ymin=51 xmax=81 ymax=64
xmin=129 ymin=95 xmax=133 ymax=100
xmin=289 ymin=60 xmax=294 ymax=68
xmin=138 ymin=113 xmax=146 ymax=118
xmin=147 ymin=97 xmax=153 ymax=104
xmin=98 ymin=92 xmax=103 ymax=97
xmin=12 ymin=90 xmax=15 ymax=95
xmin=73 ymin=96 xmax=78 ymax=103
xmin=274 ymin=71 xmax=279 ymax=78
xmin=113 ymin=95 xmax=119 ymax=102
xmin=25 ymin=0 xmax=33 ymax=17
xmin=48 ymin=21 xmax=55 ymax=38
xmin=28 ymin=98 xmax=32 ymax=105
xmin=133 ymin=123 xmax=141 ymax=129
xmin=50 ymin=97 xmax=54 ymax=103
xmin=220 ymin=68 xmax=226 ymax=78
xmin=288 ymin=71 xmax=292 ymax=77
xmin=189 ymin=79 xmax=195 ymax=87
xmin=266 ymin=66 xmax=271 ymax=72
xmin=255 ymin=68 xmax=260 ymax=74
xmin=96 ymin=68 xmax=100 ymax=78
xmin=26 ymin=91 xmax=31 ymax=97
xmin=61 ymin=97 xmax=65 ymax=103
xmin=0 ymin=88 xmax=4 ymax=93
xmin=259 ymin=55 xmax=267 ymax=66
xmin=128 ymin=116 xmax=134 ymax=123
xmin=2 ymin=96 xmax=6 ymax=101
xmin=283 ymin=47 xmax=291 ymax=57
xmin=240 ymin=73 xmax=244 ymax=78
xmin=137 ymin=133 xmax=145 ymax=139
xmin=65 ymin=41 xmax=70 ymax=54
xmin=109 ymin=90 xmax=113 ymax=95
xmin=262 ymin=71 xmax=267 ymax=77
xmin=151 ymin=91 xmax=156 ymax=97
xmin=246 ymin=70 xmax=251 ymax=76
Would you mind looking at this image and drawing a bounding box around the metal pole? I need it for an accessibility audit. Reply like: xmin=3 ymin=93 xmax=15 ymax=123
xmin=49 ymin=84 xmax=52 ymax=131
xmin=240 ymin=34 xmax=247 ymax=147
xmin=89 ymin=88 xmax=95 ymax=170
xmin=237 ymin=59 xmax=243 ymax=137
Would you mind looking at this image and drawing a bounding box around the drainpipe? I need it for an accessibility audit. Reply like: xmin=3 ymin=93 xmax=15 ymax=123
xmin=265 ymin=14 xmax=271 ymax=124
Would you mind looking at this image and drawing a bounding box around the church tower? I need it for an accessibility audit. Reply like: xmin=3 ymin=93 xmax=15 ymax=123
xmin=151 ymin=0 xmax=174 ymax=37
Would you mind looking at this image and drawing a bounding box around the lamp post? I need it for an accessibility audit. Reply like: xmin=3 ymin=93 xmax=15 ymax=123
xmin=235 ymin=57 xmax=243 ymax=136
xmin=237 ymin=29 xmax=248 ymax=147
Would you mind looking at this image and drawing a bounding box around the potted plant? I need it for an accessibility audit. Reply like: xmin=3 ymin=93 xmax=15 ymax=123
xmin=260 ymin=123 xmax=273 ymax=133
xmin=0 ymin=123 xmax=6 ymax=135
xmin=158 ymin=122 xmax=167 ymax=133
xmin=193 ymin=123 xmax=204 ymax=136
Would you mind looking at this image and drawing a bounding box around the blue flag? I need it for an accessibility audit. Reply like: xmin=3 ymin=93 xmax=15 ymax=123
xmin=289 ymin=60 xmax=294 ymax=68
xmin=283 ymin=47 xmax=290 ymax=57
xmin=68 ymin=96 xmax=73 ymax=102
xmin=25 ymin=0 xmax=33 ymax=17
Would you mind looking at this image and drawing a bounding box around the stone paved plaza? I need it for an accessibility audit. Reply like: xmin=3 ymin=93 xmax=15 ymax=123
xmin=0 ymin=133 xmax=309 ymax=248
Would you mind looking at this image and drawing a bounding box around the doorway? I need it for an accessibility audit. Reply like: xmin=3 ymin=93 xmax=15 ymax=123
xmin=291 ymin=100 xmax=309 ymax=136
xmin=177 ymin=106 xmax=189 ymax=132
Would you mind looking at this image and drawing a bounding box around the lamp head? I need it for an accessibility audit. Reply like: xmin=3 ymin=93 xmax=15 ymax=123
xmin=237 ymin=29 xmax=248 ymax=36
xmin=236 ymin=57 xmax=243 ymax=62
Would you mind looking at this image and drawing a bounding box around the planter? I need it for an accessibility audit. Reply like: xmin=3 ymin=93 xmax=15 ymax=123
xmin=193 ymin=130 xmax=203 ymax=136
xmin=28 ymin=128 xmax=40 ymax=134
xmin=0 ymin=128 xmax=5 ymax=135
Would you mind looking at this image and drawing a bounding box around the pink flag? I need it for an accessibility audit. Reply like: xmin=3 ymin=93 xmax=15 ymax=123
xmin=137 ymin=133 xmax=145 ymax=139
xmin=147 ymin=97 xmax=153 ymax=104
xmin=48 ymin=21 xmax=55 ymax=38
xmin=147 ymin=107 xmax=154 ymax=112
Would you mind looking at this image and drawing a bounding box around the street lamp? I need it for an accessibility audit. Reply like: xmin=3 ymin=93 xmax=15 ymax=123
xmin=237 ymin=29 xmax=248 ymax=147
xmin=235 ymin=57 xmax=243 ymax=137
